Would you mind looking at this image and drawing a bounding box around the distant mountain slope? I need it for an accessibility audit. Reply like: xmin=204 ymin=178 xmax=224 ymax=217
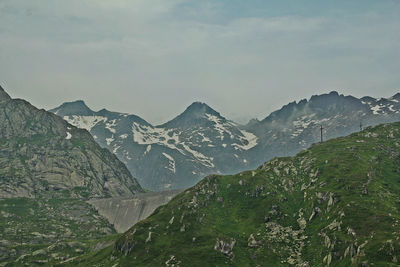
xmin=0 ymin=86 xmax=143 ymax=198
xmin=245 ymin=91 xmax=400 ymax=169
xmin=50 ymin=101 xmax=257 ymax=191
xmin=51 ymin=91 xmax=400 ymax=192
xmin=74 ymin=121 xmax=400 ymax=266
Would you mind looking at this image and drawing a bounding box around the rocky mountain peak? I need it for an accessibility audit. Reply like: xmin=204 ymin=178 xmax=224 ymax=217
xmin=184 ymin=102 xmax=221 ymax=118
xmin=391 ymin=92 xmax=400 ymax=100
xmin=0 ymin=85 xmax=11 ymax=102
xmin=161 ymin=101 xmax=224 ymax=128
xmin=49 ymin=100 xmax=94 ymax=116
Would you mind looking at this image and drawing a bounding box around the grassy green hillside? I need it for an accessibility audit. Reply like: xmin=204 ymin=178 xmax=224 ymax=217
xmin=73 ymin=122 xmax=400 ymax=266
xmin=0 ymin=197 xmax=122 ymax=265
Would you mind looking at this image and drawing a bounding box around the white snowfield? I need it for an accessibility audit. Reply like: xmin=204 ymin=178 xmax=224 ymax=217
xmin=132 ymin=122 xmax=214 ymax=168
xmin=370 ymin=105 xmax=383 ymax=115
xmin=64 ymin=115 xmax=120 ymax=134
xmin=205 ymin=113 xmax=258 ymax=150
xmin=65 ymin=132 xmax=72 ymax=140
xmin=232 ymin=130 xmax=258 ymax=150
xmin=162 ymin=152 xmax=176 ymax=173
xmin=362 ymin=98 xmax=400 ymax=115
xmin=64 ymin=115 xmax=107 ymax=132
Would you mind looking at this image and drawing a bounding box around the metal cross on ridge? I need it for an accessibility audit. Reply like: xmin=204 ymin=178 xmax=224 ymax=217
xmin=320 ymin=125 xmax=324 ymax=143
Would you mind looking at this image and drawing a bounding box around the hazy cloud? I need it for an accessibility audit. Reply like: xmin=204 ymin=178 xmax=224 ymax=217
xmin=0 ymin=0 xmax=399 ymax=124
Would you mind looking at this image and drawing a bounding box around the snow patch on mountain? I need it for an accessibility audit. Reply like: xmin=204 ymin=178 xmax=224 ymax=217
xmin=106 ymin=137 xmax=114 ymax=145
xmin=237 ymin=130 xmax=258 ymax=150
xmin=132 ymin=123 xmax=214 ymax=168
xmin=105 ymin=119 xmax=117 ymax=133
xmin=371 ymin=105 xmax=383 ymax=115
xmin=132 ymin=123 xmax=182 ymax=152
xmin=205 ymin=113 xmax=235 ymax=140
xmin=162 ymin=153 xmax=176 ymax=173
xmin=113 ymin=145 xmax=120 ymax=154
xmin=198 ymin=132 xmax=211 ymax=143
xmin=64 ymin=115 xmax=107 ymax=132
xmin=145 ymin=145 xmax=152 ymax=155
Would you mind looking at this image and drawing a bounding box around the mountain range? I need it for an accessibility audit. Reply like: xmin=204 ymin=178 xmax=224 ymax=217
xmin=50 ymin=101 xmax=258 ymax=191
xmin=50 ymin=91 xmax=400 ymax=191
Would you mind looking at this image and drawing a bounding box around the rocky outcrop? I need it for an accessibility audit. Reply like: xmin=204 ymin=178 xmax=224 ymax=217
xmin=214 ymin=238 xmax=236 ymax=258
xmin=0 ymin=87 xmax=143 ymax=199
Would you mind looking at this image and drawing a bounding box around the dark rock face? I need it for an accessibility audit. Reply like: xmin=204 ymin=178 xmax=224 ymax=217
xmin=0 ymin=87 xmax=143 ymax=199
xmin=214 ymin=238 xmax=236 ymax=258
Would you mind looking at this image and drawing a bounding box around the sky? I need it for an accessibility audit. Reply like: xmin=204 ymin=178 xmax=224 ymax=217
xmin=1 ymin=0 xmax=400 ymax=124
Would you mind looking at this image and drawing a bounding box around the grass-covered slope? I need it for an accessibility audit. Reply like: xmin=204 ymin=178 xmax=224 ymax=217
xmin=74 ymin=122 xmax=400 ymax=266
xmin=0 ymin=197 xmax=120 ymax=265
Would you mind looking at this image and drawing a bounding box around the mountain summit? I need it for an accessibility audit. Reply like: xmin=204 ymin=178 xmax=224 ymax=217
xmin=161 ymin=102 xmax=223 ymax=129
xmin=49 ymin=100 xmax=94 ymax=116
xmin=0 ymin=85 xmax=11 ymax=102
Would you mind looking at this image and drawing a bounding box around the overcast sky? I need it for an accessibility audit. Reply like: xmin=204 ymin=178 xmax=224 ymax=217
xmin=1 ymin=0 xmax=399 ymax=124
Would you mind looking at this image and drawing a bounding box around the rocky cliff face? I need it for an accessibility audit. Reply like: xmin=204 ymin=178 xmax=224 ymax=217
xmin=0 ymin=86 xmax=143 ymax=199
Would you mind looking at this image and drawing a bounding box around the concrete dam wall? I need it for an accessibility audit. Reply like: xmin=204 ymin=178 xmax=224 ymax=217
xmin=88 ymin=190 xmax=181 ymax=233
